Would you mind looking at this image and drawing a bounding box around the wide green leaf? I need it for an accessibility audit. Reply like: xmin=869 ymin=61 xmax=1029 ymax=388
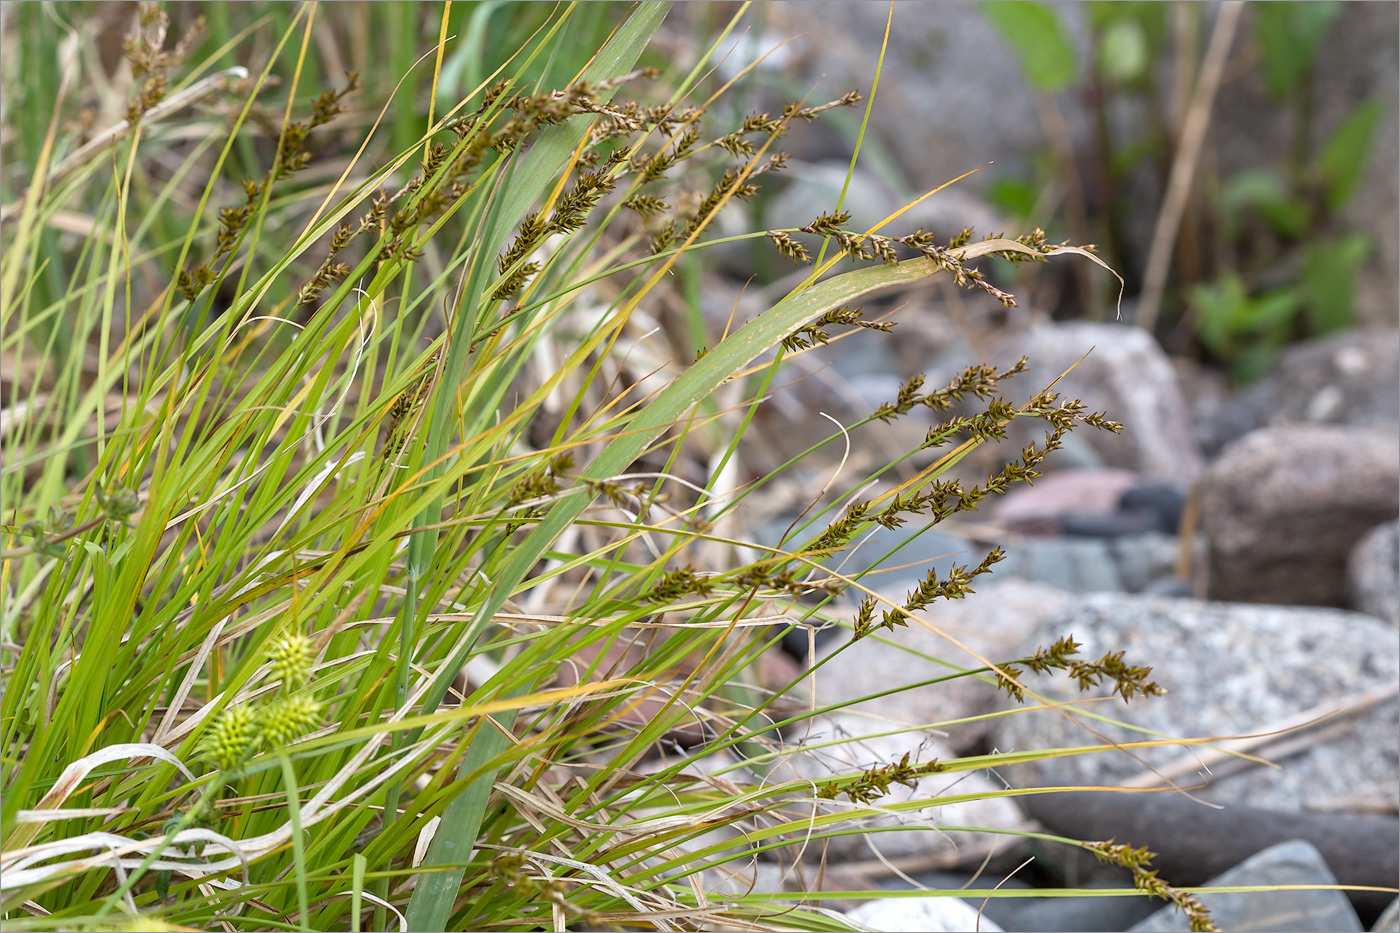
xmin=1303 ymin=233 xmax=1371 ymax=335
xmin=1254 ymin=2 xmax=1341 ymax=100
xmin=1313 ymin=98 xmax=1381 ymax=211
xmin=982 ymin=1 xmax=1078 ymax=93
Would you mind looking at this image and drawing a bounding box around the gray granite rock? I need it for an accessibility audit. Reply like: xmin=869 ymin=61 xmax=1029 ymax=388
xmin=713 ymin=160 xmax=899 ymax=282
xmin=1201 ymin=425 xmax=1400 ymax=606
xmin=737 ymin=343 xmax=935 ymax=477
xmin=990 ymin=593 xmax=1400 ymax=811
xmin=1197 ymin=330 xmax=1400 ymax=457
xmin=765 ymin=161 xmax=903 ymax=243
xmin=765 ymin=521 xmax=978 ymax=591
xmin=1126 ymin=840 xmax=1363 ymax=933
xmin=1374 ymin=897 xmax=1400 ymax=933
xmin=1350 ymin=520 xmax=1400 ymax=627
xmin=992 ymin=537 xmax=1124 ymax=594
xmin=990 ymin=533 xmax=1187 ymax=596
xmin=988 ymin=322 xmax=1204 ymax=482
xmin=846 ymin=893 xmax=1004 ymax=932
xmin=1110 ymin=534 xmax=1186 ymax=594
xmin=988 ymin=469 xmax=1187 ymax=541
xmin=814 ymin=580 xmax=1074 ymax=751
xmin=765 ymin=713 xmax=1028 ymax=862
xmin=769 ymin=504 xmax=1183 ymax=627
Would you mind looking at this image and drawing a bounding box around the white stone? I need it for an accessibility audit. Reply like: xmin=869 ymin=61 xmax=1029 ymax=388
xmin=812 ymin=580 xmax=1072 ymax=751
xmin=764 ymin=713 xmax=1028 ymax=863
xmin=846 ymin=893 xmax=1004 ymax=932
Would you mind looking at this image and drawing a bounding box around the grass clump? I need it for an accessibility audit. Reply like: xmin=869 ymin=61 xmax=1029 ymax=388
xmin=1 ymin=3 xmax=1214 ymax=931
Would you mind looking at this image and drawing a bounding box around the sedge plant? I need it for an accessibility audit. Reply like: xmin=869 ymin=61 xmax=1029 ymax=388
xmin=1 ymin=3 xmax=1225 ymax=931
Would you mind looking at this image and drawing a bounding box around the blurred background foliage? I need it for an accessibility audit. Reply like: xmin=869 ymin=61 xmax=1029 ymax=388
xmin=5 ymin=2 xmax=1391 ymax=387
xmin=679 ymin=1 xmax=1395 ymax=386
xmin=981 ymin=0 xmax=1385 ymax=382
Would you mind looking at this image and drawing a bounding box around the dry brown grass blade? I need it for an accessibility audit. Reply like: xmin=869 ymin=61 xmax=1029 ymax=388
xmin=5 ymin=744 xmax=196 ymax=852
xmin=1135 ymin=1 xmax=1245 ymax=331
xmin=0 ymin=67 xmax=249 ymax=225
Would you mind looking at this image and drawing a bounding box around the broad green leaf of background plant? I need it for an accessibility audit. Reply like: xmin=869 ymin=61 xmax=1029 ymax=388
xmin=1096 ymin=17 xmax=1150 ymax=86
xmin=1192 ymin=274 xmax=1248 ymax=358
xmin=1086 ymin=1 xmax=1169 ymax=38
xmin=1254 ymin=1 xmax=1341 ymax=100
xmin=1313 ymin=98 xmax=1382 ymax=211
xmin=990 ymin=176 xmax=1038 ymax=222
xmin=1089 ymin=0 xmax=1169 ymax=90
xmin=1192 ymin=273 xmax=1298 ymax=352
xmin=982 ymin=1 xmax=1078 ymax=94
xmin=1220 ymin=169 xmax=1309 ymax=238
xmin=1303 ymin=233 xmax=1371 ymax=335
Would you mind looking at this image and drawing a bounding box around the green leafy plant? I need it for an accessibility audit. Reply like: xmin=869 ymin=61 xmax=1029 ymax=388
xmin=3 ymin=4 xmax=1234 ymax=932
xmin=981 ymin=0 xmax=1078 ymax=94
xmin=982 ymin=0 xmax=1381 ymax=377
xmin=983 ymin=1 xmax=1180 ymax=290
xmin=1202 ymin=89 xmax=1378 ymax=381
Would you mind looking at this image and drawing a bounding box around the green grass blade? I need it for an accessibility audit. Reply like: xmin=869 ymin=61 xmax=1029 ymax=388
xmin=404 ymin=4 xmax=673 ymax=926
xmin=279 ymin=752 xmax=311 ymax=932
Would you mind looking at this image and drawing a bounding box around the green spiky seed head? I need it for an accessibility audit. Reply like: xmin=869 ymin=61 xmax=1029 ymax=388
xmin=267 ymin=632 xmax=315 ymax=688
xmin=201 ymin=704 xmax=260 ymax=771
xmin=258 ymin=694 xmax=322 ymax=747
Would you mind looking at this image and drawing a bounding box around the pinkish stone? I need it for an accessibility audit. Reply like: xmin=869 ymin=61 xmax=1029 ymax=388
xmin=987 ymin=467 xmax=1139 ymax=532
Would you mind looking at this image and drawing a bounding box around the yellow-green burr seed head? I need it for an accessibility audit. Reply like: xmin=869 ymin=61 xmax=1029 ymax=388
xmin=258 ymin=693 xmax=322 ymax=747
xmin=201 ymin=704 xmax=260 ymax=771
xmin=267 ymin=632 xmax=315 ymax=688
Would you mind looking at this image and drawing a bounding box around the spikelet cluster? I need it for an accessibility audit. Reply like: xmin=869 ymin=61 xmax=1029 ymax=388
xmin=267 ymin=632 xmax=315 ymax=689
xmin=201 ymin=704 xmax=260 ymax=772
xmin=259 ymin=694 xmax=323 ymax=747
xmin=199 ymin=631 xmax=322 ymax=772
